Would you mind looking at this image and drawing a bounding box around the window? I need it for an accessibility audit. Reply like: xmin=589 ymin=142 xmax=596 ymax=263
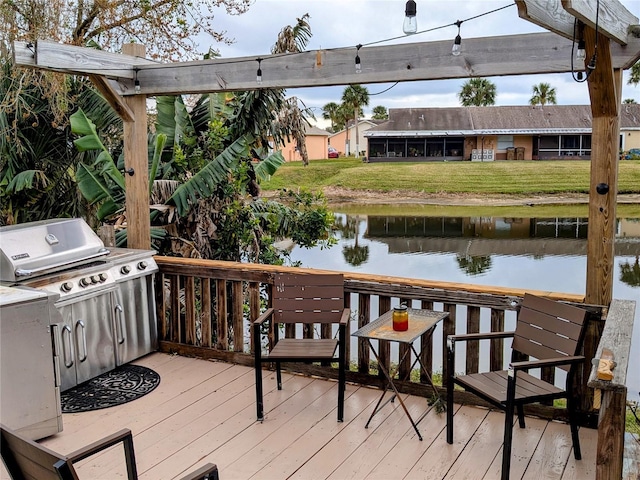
xmin=497 ymin=135 xmax=514 ymax=150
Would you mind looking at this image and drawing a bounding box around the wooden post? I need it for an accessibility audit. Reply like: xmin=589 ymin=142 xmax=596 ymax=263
xmin=585 ymin=28 xmax=620 ymax=306
xmin=588 ymin=300 xmax=636 ymax=480
xmin=122 ymin=43 xmax=151 ymax=249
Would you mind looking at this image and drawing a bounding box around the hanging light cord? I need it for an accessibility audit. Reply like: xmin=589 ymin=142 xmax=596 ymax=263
xmin=571 ymin=0 xmax=599 ymax=83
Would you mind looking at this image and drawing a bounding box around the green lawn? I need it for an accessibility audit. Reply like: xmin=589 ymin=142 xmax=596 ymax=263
xmin=261 ymin=158 xmax=640 ymax=195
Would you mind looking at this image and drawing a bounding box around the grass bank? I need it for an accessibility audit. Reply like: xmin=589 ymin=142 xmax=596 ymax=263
xmin=262 ymin=158 xmax=640 ymax=195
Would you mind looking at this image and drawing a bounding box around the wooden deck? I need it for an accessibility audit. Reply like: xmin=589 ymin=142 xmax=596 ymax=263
xmin=31 ymin=353 xmax=599 ymax=480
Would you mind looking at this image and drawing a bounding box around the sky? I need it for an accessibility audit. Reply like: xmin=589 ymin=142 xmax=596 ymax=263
xmin=197 ymin=0 xmax=640 ymax=127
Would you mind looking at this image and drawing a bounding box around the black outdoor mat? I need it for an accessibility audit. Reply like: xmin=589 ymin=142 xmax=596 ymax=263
xmin=61 ymin=364 xmax=160 ymax=413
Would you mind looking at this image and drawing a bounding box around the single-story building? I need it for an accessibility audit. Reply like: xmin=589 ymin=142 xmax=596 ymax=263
xmin=364 ymin=104 xmax=640 ymax=162
xmin=279 ymin=124 xmax=331 ymax=162
xmin=329 ymin=119 xmax=384 ymax=157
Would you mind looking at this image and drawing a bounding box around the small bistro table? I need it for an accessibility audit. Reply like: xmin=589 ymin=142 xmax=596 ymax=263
xmin=352 ymin=307 xmax=449 ymax=440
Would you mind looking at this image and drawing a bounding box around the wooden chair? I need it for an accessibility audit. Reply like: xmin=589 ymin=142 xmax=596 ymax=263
xmin=253 ymin=273 xmax=349 ymax=422
xmin=445 ymin=293 xmax=588 ymax=480
xmin=0 ymin=424 xmax=219 ymax=480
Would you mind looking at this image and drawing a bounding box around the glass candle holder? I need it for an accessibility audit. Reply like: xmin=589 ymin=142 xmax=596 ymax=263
xmin=392 ymin=305 xmax=409 ymax=331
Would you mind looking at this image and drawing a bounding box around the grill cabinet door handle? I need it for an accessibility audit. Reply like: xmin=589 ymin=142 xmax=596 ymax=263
xmin=115 ymin=304 xmax=125 ymax=344
xmin=62 ymin=324 xmax=74 ymax=368
xmin=75 ymin=320 xmax=87 ymax=362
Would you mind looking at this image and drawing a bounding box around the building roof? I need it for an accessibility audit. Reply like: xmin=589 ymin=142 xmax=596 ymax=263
xmin=365 ymin=104 xmax=640 ymax=136
xmin=304 ymin=125 xmax=331 ymax=136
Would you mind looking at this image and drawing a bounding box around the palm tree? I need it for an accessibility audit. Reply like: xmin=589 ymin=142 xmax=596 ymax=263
xmin=458 ymin=78 xmax=497 ymax=106
xmin=372 ymin=105 xmax=388 ymax=120
xmin=341 ymin=85 xmax=369 ymax=156
xmin=529 ymin=82 xmax=557 ymax=106
xmin=623 ymin=98 xmax=637 ymax=104
xmin=322 ymin=102 xmax=341 ymax=132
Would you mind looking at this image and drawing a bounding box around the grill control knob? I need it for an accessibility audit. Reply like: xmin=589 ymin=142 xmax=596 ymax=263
xmin=60 ymin=282 xmax=73 ymax=293
xmin=137 ymin=261 xmax=148 ymax=270
xmin=120 ymin=265 xmax=131 ymax=275
xmin=99 ymin=273 xmax=108 ymax=282
xmin=91 ymin=275 xmax=100 ymax=284
xmin=80 ymin=277 xmax=91 ymax=287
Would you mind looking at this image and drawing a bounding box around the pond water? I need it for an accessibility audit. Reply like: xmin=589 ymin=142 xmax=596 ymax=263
xmin=288 ymin=211 xmax=640 ymax=401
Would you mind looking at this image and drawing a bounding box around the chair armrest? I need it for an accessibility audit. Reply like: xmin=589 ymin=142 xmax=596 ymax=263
xmin=448 ymin=331 xmax=515 ymax=344
xmin=510 ymin=355 xmax=585 ymax=371
xmin=339 ymin=308 xmax=351 ymax=325
xmin=67 ymin=429 xmax=137 ymax=480
xmin=178 ymin=462 xmax=219 ymax=480
xmin=254 ymin=308 xmax=274 ymax=325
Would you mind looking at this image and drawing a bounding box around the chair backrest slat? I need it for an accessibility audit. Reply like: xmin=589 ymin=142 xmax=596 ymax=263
xmin=512 ymin=293 xmax=588 ymax=372
xmin=273 ymin=273 xmax=344 ymax=324
xmin=1 ymin=424 xmax=77 ymax=480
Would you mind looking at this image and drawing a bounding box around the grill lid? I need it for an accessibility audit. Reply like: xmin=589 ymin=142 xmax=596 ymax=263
xmin=0 ymin=218 xmax=109 ymax=282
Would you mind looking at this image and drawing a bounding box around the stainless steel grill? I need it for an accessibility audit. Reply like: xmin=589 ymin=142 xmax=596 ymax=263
xmin=0 ymin=218 xmax=158 ymax=393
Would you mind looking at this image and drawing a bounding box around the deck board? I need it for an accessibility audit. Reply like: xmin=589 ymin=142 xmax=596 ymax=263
xmin=21 ymin=352 xmax=600 ymax=480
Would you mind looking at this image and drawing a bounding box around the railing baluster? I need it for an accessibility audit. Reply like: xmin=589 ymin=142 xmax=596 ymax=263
xmin=216 ymin=279 xmax=228 ymax=350
xmin=232 ymin=281 xmax=243 ymax=352
xmin=420 ymin=300 xmax=434 ymax=384
xmin=490 ymin=308 xmax=504 ymax=371
xmin=378 ymin=296 xmax=391 ymax=382
xmin=466 ymin=306 xmax=480 ymax=374
xmin=357 ymin=293 xmax=370 ymax=373
xmin=398 ymin=297 xmax=412 ymax=380
xmin=201 ymin=278 xmax=212 ymax=347
xmin=248 ymin=282 xmax=260 ymax=354
xmin=185 ymin=276 xmax=196 ymax=345
xmin=170 ymin=274 xmax=180 ymax=343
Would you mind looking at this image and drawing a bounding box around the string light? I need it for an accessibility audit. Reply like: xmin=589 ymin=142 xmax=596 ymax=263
xmin=256 ymin=58 xmax=263 ymax=84
xmin=452 ymin=20 xmax=463 ymax=56
xmin=403 ymin=0 xmax=417 ymax=35
xmin=571 ymin=0 xmax=599 ymax=83
xmin=355 ymin=44 xmax=362 ymax=73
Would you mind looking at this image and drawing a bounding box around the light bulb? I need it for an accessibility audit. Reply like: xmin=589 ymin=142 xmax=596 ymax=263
xmin=355 ymin=54 xmax=361 ymax=73
xmin=134 ymin=79 xmax=141 ymax=93
xmin=452 ymin=35 xmax=461 ymax=56
xmin=256 ymin=59 xmax=263 ymax=84
xmin=403 ymin=0 xmax=417 ymax=35
xmin=576 ymin=39 xmax=586 ymax=61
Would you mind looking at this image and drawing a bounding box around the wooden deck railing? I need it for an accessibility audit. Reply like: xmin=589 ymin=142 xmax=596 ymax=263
xmin=587 ymin=299 xmax=637 ymax=480
xmin=153 ymin=256 xmax=605 ymax=423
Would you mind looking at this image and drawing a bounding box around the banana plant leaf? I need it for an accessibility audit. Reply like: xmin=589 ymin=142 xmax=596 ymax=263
xmin=156 ymin=96 xmax=195 ymax=151
xmin=254 ymin=151 xmax=285 ymax=181
xmin=70 ymin=110 xmax=125 ymax=192
xmin=168 ymin=134 xmax=252 ymax=216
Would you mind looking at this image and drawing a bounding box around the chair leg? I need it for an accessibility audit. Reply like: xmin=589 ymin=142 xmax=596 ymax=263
xmin=501 ymin=372 xmax=517 ymax=480
xmin=276 ymin=361 xmax=282 ymax=390
xmin=567 ymin=395 xmax=581 ymax=460
xmin=517 ymin=404 xmax=525 ymax=428
xmin=254 ymin=324 xmax=264 ymax=421
xmin=337 ymin=326 xmax=346 ymax=422
xmin=446 ymin=339 xmax=455 ymax=444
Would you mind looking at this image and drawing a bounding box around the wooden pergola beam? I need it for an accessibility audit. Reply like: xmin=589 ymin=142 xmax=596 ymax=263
xmin=562 ymin=0 xmax=638 ymax=45
xmin=13 ymin=33 xmax=640 ymax=97
xmin=516 ymin=0 xmax=638 ymax=45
